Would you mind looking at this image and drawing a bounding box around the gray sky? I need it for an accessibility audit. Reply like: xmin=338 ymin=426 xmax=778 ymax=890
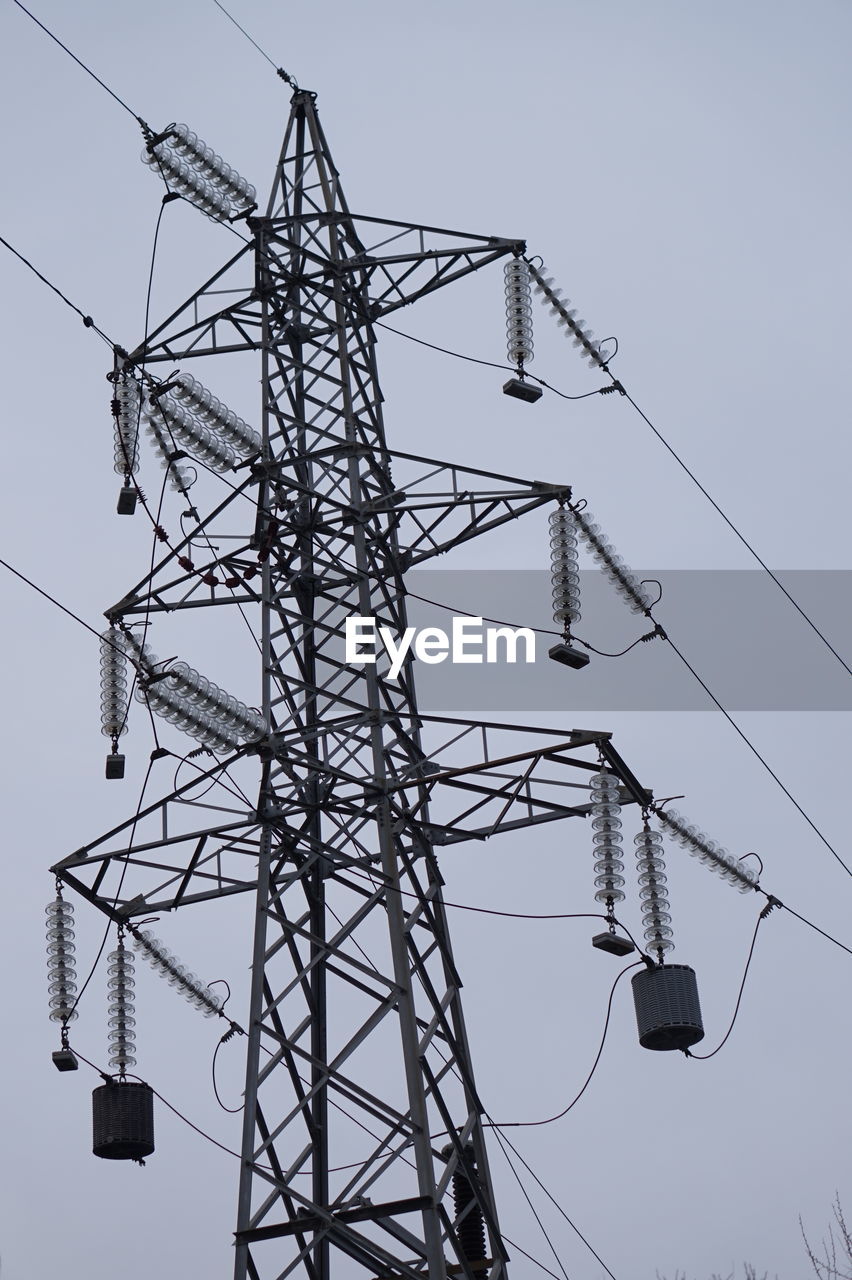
xmin=1 ymin=2 xmax=851 ymax=1278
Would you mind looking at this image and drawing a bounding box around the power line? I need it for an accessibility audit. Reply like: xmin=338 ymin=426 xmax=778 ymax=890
xmin=10 ymin=0 xmax=143 ymax=122
xmin=486 ymin=960 xmax=643 ymax=1128
xmin=0 ymin=231 xmax=114 ymax=348
xmin=492 ymin=1123 xmax=620 ymax=1280
xmin=375 ymin=318 xmax=605 ymax=401
xmin=490 ymin=1126 xmax=572 ymax=1280
xmin=502 ymin=1233 xmax=570 ymax=1280
xmin=664 ymin=630 xmax=852 ymax=879
xmin=0 ymin=555 xmax=107 ymax=642
xmin=406 ymin=586 xmax=658 ymax=656
xmin=211 ymin=0 xmax=299 ymax=88
xmin=491 ymin=1126 xmax=616 ymax=1280
xmin=686 ymin=909 xmax=766 ymax=1061
xmin=782 ymin=902 xmax=852 ymax=961
xmin=621 ymin=387 xmax=852 ymax=684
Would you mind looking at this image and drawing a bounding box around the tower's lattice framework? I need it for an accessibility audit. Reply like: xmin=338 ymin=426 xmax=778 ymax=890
xmin=55 ymin=90 xmax=651 ymax=1280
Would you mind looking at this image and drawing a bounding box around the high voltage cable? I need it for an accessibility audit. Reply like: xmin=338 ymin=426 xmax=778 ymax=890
xmin=376 ymin=318 xmax=604 ymax=401
xmin=384 ymin=315 xmax=852 ymax=694
xmin=502 ymin=1234 xmax=568 ymax=1280
xmin=212 ymin=0 xmax=278 ymax=70
xmin=686 ymin=909 xmax=766 ymax=1062
xmin=10 ymin=0 xmax=143 ymax=121
xmin=485 ymin=961 xmax=643 ymax=1129
xmin=0 ymin=232 xmax=113 ymax=348
xmin=211 ymin=0 xmax=299 ymax=88
xmin=621 ymin=387 xmax=852 ymax=683
xmin=491 ymin=1124 xmax=572 ymax=1280
xmin=664 ymin=630 xmax=852 ymax=879
xmin=492 ymin=1123 xmax=619 ymax=1280
xmin=0 ymin=555 xmax=108 ymax=643
xmin=782 ymin=902 xmax=852 ymax=961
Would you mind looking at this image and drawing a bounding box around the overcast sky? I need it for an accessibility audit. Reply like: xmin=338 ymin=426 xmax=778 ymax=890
xmin=1 ymin=3 xmax=851 ymax=1278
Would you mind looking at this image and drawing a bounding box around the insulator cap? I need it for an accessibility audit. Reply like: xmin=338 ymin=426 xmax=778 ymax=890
xmin=92 ymin=1080 xmax=155 ymax=1161
xmin=631 ymin=964 xmax=704 ymax=1051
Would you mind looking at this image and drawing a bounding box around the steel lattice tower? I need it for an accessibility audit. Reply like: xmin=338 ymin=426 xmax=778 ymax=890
xmin=55 ymin=88 xmax=652 ymax=1280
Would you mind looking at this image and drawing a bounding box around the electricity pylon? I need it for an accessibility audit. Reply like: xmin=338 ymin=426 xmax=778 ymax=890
xmin=55 ymin=88 xmax=650 ymax=1280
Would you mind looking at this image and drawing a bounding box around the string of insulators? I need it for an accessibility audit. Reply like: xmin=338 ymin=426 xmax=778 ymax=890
xmin=135 ymin=679 xmax=241 ymax=753
xmin=100 ymin=629 xmax=129 ymax=742
xmin=504 ymin=258 xmax=534 ymax=371
xmin=634 ymin=824 xmax=675 ymax=961
xmin=107 ymin=937 xmax=136 ymax=1073
xmin=163 ymin=660 xmax=268 ymax=742
xmin=171 ymin=374 xmax=260 ymax=456
xmin=572 ymin=506 xmax=654 ymax=615
xmin=121 ymin=633 xmax=238 ymax=752
xmin=590 ymin=769 xmax=626 ymax=906
xmin=132 ymin=929 xmax=225 ymax=1018
xmin=46 ymin=895 xmax=78 ymax=1024
xmin=142 ymin=123 xmax=255 ymax=222
xmin=526 ymin=262 xmax=607 ymax=369
xmin=145 ymin=391 xmax=237 ymax=473
xmin=143 ymin=406 xmax=195 ymax=494
xmin=657 ymin=808 xmax=759 ymax=893
xmin=121 ymin=631 xmax=157 ymax=677
xmin=549 ymin=506 xmax=581 ymax=632
xmin=113 ymin=374 xmax=141 ymax=476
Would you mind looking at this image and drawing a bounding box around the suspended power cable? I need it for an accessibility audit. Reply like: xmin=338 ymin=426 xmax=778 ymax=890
xmin=502 ymin=1234 xmax=570 ymax=1280
xmin=620 ymin=388 xmax=852 ymax=684
xmin=211 ymin=1029 xmax=243 ymax=1113
xmin=211 ymin=0 xmax=299 ymax=87
xmin=486 ymin=960 xmax=643 ymax=1128
xmin=0 ymin=231 xmax=114 ymax=348
xmin=664 ymin=630 xmax=852 ymax=879
xmin=375 ymin=319 xmax=605 ymax=401
xmin=686 ymin=908 xmax=768 ymax=1062
xmin=406 ymin=586 xmax=658 ymax=657
xmin=345 ymin=866 xmax=648 ymax=955
xmin=781 ymin=902 xmax=852 ymax=961
xmin=491 ymin=1123 xmax=620 ymax=1280
xmin=490 ymin=1126 xmax=571 ymax=1280
xmin=0 ymin=555 xmax=109 ymax=643
xmin=10 ymin=0 xmax=144 ymax=122
xmin=577 ymin=629 xmax=661 ymax=658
